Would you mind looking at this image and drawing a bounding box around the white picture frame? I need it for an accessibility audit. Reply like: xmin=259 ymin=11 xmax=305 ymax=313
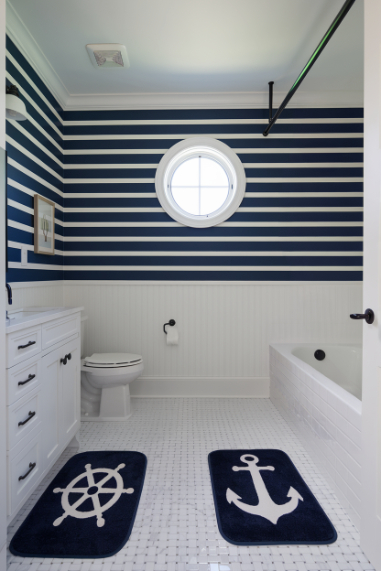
xmin=34 ymin=194 xmax=55 ymax=255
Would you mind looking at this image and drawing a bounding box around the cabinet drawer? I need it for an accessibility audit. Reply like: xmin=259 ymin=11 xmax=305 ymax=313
xmin=8 ymin=388 xmax=42 ymax=452
xmin=8 ymin=432 xmax=42 ymax=517
xmin=7 ymin=325 xmax=41 ymax=369
xmin=42 ymin=314 xmax=79 ymax=350
xmin=7 ymin=355 xmax=41 ymax=406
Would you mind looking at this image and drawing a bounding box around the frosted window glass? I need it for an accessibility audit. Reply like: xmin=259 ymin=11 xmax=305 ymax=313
xmin=200 ymin=187 xmax=229 ymax=215
xmin=171 ymin=187 xmax=199 ymax=215
xmin=200 ymin=157 xmax=229 ymax=187
xmin=170 ymin=155 xmax=230 ymax=216
xmin=171 ymin=157 xmax=199 ymax=187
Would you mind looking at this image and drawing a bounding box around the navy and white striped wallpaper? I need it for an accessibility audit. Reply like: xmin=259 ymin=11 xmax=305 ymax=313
xmin=6 ymin=36 xmax=363 ymax=282
xmin=6 ymin=36 xmax=64 ymax=282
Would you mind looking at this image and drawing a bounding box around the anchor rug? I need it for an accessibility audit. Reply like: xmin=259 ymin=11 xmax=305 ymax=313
xmin=9 ymin=451 xmax=147 ymax=558
xmin=208 ymin=449 xmax=337 ymax=545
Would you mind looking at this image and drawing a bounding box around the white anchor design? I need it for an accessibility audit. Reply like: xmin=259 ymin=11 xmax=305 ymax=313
xmin=53 ymin=463 xmax=134 ymax=528
xmin=226 ymin=454 xmax=303 ymax=525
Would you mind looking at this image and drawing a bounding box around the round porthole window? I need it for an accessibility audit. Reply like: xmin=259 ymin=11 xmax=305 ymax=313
xmin=155 ymin=137 xmax=246 ymax=228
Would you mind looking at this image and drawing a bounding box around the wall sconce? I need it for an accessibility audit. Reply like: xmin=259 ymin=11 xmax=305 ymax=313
xmin=6 ymin=84 xmax=27 ymax=121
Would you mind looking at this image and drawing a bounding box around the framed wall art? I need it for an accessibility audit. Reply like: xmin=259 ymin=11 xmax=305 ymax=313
xmin=34 ymin=194 xmax=55 ymax=255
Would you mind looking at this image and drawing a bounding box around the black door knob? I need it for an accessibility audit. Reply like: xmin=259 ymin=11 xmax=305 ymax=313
xmin=350 ymin=308 xmax=375 ymax=324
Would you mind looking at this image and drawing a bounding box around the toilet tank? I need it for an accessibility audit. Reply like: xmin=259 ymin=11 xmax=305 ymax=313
xmin=81 ymin=315 xmax=88 ymax=358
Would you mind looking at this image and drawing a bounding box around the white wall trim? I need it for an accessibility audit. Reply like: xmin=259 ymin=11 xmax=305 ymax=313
xmin=62 ymin=280 xmax=362 ymax=286
xmin=64 ymin=234 xmax=363 ymax=240
xmin=80 ymin=268 xmax=363 ymax=274
xmin=130 ymin=376 xmax=270 ymax=398
xmin=65 ymin=91 xmax=364 ymax=111
xmin=9 ymin=280 xmax=363 ymax=288
xmin=63 ymin=147 xmax=363 ymax=156
xmin=64 ymin=118 xmax=363 ymax=127
xmin=63 ymin=133 xmax=363 ymax=142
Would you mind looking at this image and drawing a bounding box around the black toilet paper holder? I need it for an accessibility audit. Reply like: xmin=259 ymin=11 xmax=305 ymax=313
xmin=163 ymin=319 xmax=176 ymax=334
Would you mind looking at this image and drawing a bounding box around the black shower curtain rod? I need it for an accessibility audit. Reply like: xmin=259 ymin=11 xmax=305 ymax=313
xmin=263 ymin=0 xmax=356 ymax=137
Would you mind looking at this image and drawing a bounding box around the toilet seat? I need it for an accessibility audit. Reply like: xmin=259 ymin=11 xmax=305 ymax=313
xmin=84 ymin=352 xmax=142 ymax=369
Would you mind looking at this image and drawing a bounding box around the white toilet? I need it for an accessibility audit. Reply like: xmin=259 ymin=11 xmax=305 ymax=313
xmin=80 ymin=317 xmax=144 ymax=421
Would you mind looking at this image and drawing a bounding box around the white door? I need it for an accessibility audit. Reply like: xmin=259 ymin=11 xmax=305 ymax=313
xmin=1 ymin=3 xmax=8 ymax=568
xmin=0 ymin=148 xmax=7 ymax=571
xmin=360 ymin=1 xmax=381 ymax=568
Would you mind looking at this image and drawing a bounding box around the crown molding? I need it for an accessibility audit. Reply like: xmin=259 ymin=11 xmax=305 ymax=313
xmin=64 ymin=90 xmax=363 ymax=111
xmin=6 ymin=1 xmax=363 ymax=112
xmin=6 ymin=1 xmax=70 ymax=110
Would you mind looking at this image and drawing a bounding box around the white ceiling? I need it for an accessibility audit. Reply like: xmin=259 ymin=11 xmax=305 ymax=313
xmin=6 ymin=0 xmax=364 ymax=109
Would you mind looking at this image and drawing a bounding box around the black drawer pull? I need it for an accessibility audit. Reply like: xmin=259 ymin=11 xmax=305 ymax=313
xmin=61 ymin=354 xmax=72 ymax=366
xmin=18 ymin=374 xmax=36 ymax=386
xmin=18 ymin=340 xmax=36 ymax=350
xmin=18 ymin=411 xmax=36 ymax=427
xmin=18 ymin=462 xmax=36 ymax=481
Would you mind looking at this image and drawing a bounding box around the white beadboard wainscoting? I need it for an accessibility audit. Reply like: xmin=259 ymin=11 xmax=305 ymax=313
xmin=56 ymin=280 xmax=363 ymax=397
xmin=7 ymin=281 xmax=64 ymax=310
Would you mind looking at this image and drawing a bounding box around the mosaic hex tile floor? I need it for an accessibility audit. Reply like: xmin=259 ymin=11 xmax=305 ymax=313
xmin=7 ymin=398 xmax=374 ymax=571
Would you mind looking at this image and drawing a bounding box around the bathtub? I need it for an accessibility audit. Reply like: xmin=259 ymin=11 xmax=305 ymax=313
xmin=291 ymin=344 xmax=362 ymax=400
xmin=270 ymin=343 xmax=362 ymax=530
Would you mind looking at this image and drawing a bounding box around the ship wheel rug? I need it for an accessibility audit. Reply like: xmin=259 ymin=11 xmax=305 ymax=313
xmin=9 ymin=451 xmax=147 ymax=558
xmin=208 ymin=449 xmax=337 ymax=545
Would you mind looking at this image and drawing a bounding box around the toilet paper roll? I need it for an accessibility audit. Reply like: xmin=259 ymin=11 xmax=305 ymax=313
xmin=166 ymin=324 xmax=179 ymax=345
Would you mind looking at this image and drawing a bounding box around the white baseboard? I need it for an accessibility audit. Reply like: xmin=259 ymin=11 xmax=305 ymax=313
xmin=130 ymin=376 xmax=269 ymax=398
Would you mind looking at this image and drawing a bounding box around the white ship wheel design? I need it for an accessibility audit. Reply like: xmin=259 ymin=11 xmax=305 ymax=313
xmin=53 ymin=463 xmax=134 ymax=528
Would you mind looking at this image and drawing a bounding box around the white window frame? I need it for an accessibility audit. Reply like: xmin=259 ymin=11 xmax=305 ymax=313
xmin=155 ymin=137 xmax=246 ymax=228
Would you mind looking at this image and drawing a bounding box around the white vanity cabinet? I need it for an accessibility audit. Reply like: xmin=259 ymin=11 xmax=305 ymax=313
xmin=41 ymin=336 xmax=80 ymax=471
xmin=6 ymin=308 xmax=82 ymax=523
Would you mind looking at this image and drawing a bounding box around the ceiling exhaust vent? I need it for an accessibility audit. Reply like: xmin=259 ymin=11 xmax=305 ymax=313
xmin=86 ymin=43 xmax=130 ymax=69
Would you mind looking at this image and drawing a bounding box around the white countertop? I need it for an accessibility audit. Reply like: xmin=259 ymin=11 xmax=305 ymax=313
xmin=6 ymin=307 xmax=84 ymax=334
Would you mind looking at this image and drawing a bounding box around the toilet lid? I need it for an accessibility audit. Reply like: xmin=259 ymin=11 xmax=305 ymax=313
xmin=84 ymin=353 xmax=142 ymax=368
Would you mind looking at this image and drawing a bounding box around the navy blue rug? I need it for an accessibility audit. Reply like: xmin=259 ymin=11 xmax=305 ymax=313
xmin=208 ymin=449 xmax=337 ymax=545
xmin=9 ymin=451 xmax=147 ymax=558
